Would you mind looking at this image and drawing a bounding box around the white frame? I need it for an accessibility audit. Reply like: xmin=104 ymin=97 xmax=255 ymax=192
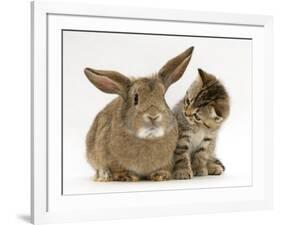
xmin=31 ymin=1 xmax=273 ymax=224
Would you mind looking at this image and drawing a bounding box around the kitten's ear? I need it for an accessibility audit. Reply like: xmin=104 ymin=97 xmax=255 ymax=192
xmin=198 ymin=68 xmax=215 ymax=86
xmin=211 ymin=107 xmax=224 ymax=123
xmin=184 ymin=94 xmax=190 ymax=106
xmin=215 ymin=116 xmax=224 ymax=123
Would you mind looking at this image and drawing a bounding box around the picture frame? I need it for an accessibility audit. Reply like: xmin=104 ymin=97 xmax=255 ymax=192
xmin=31 ymin=1 xmax=273 ymax=224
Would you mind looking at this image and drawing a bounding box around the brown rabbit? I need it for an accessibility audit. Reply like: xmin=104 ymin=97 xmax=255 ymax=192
xmin=84 ymin=47 xmax=194 ymax=182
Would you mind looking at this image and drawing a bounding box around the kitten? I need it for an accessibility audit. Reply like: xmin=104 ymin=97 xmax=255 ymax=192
xmin=172 ymin=69 xmax=230 ymax=179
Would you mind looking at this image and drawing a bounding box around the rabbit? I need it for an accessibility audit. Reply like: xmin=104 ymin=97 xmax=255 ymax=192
xmin=84 ymin=47 xmax=194 ymax=182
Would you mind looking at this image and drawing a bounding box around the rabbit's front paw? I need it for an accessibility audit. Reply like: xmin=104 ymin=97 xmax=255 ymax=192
xmin=149 ymin=170 xmax=171 ymax=181
xmin=94 ymin=168 xmax=112 ymax=182
xmin=173 ymin=168 xmax=193 ymax=180
xmin=112 ymin=171 xmax=140 ymax=182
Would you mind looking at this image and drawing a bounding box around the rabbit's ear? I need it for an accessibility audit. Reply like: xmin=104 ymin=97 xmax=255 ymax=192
xmin=84 ymin=67 xmax=131 ymax=99
xmin=158 ymin=46 xmax=194 ymax=90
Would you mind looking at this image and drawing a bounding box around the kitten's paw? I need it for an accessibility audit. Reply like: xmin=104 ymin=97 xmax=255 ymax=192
xmin=112 ymin=172 xmax=140 ymax=182
xmin=94 ymin=169 xmax=112 ymax=182
xmin=193 ymin=168 xmax=208 ymax=176
xmin=208 ymin=164 xmax=224 ymax=175
xmin=149 ymin=170 xmax=171 ymax=181
xmin=173 ymin=168 xmax=193 ymax=180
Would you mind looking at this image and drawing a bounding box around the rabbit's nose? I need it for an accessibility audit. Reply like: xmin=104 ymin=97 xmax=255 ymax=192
xmin=145 ymin=114 xmax=161 ymax=122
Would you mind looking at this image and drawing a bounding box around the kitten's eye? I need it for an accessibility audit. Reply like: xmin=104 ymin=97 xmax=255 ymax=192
xmin=193 ymin=113 xmax=201 ymax=121
xmin=134 ymin=93 xmax=139 ymax=105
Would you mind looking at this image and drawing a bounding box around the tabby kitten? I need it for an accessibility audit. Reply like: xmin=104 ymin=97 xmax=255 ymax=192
xmin=172 ymin=69 xmax=230 ymax=179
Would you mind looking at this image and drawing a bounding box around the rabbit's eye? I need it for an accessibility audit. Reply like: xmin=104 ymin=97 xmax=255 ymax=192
xmin=134 ymin=93 xmax=139 ymax=105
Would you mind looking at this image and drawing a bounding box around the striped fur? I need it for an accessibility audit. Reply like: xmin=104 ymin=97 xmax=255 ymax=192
xmin=172 ymin=69 xmax=230 ymax=179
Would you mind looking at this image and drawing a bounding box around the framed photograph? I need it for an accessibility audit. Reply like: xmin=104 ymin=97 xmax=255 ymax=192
xmin=31 ymin=1 xmax=273 ymax=224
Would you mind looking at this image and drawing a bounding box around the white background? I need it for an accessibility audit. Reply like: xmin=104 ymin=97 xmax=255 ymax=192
xmin=63 ymin=30 xmax=252 ymax=194
xmin=0 ymin=0 xmax=280 ymax=225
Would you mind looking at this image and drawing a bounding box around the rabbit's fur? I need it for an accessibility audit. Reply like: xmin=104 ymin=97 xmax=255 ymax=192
xmin=84 ymin=47 xmax=194 ymax=181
